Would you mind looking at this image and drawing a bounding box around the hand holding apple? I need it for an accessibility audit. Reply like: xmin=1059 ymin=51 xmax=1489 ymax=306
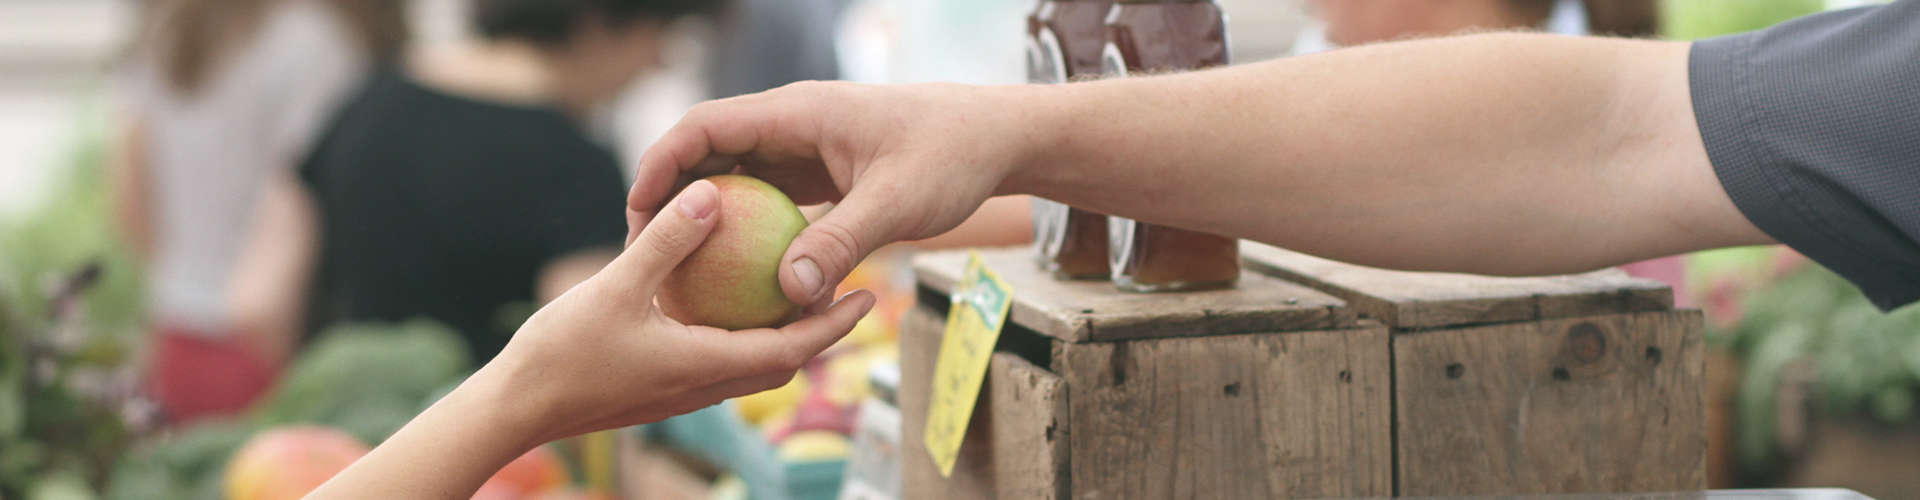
xmin=657 ymin=175 xmax=809 ymax=330
xmin=308 ymin=179 xmax=875 ymax=499
xmin=490 ymin=178 xmax=875 ymax=441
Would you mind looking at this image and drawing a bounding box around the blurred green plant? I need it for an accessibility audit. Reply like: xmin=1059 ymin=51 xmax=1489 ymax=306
xmin=0 ymin=99 xmax=148 ymax=500
xmin=0 ymin=92 xmax=483 ymax=499
xmin=253 ymin=319 xmax=472 ymax=443
xmin=1660 ymin=0 xmax=1826 ymax=40
xmin=0 ymin=102 xmax=146 ymax=344
xmin=1716 ymin=261 xmax=1920 ymax=479
xmin=106 ymin=320 xmax=473 ymax=500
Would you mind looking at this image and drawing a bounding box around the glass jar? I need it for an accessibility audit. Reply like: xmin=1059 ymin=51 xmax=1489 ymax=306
xmin=1027 ymin=0 xmax=1116 ymax=280
xmin=1103 ymin=0 xmax=1238 ymax=292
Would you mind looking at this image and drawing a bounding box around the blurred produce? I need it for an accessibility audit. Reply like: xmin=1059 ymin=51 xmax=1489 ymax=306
xmin=714 ymin=255 xmax=912 ymax=499
xmin=523 ymin=487 xmax=615 ymax=500
xmin=253 ymin=320 xmax=471 ymax=444
xmin=222 ymin=426 xmax=368 ymax=500
xmin=475 ymin=446 xmax=572 ymax=500
xmin=1691 ymin=248 xmax=1920 ymax=481
xmin=777 ymin=431 xmax=852 ymax=462
xmin=736 ymin=374 xmax=809 ymax=426
xmin=106 ymin=321 xmax=473 ymax=500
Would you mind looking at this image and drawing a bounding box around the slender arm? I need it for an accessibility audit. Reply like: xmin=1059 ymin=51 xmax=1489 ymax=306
xmin=306 ymin=363 xmax=542 ymax=499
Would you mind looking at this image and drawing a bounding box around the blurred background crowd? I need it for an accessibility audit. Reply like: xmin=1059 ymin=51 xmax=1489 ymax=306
xmin=0 ymin=0 xmax=1915 ymax=499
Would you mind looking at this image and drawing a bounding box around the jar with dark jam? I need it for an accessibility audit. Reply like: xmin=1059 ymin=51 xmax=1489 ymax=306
xmin=1103 ymin=0 xmax=1239 ymax=292
xmin=1027 ymin=0 xmax=1115 ymax=280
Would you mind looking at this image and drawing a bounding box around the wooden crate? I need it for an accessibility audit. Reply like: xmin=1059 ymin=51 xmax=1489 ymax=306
xmin=1242 ymin=243 xmax=1707 ymax=496
xmin=901 ymin=249 xmax=1392 ymax=499
xmin=901 ymin=245 xmax=1705 ymax=498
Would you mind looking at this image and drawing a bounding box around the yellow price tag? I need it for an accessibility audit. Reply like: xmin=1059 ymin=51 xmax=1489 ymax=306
xmin=923 ymin=251 xmax=1014 ymax=477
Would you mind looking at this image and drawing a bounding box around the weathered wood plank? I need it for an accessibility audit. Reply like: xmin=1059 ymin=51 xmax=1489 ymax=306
xmin=900 ymin=304 xmax=1072 ymax=499
xmin=988 ymin=353 xmax=1069 ymax=500
xmin=1241 ymin=243 xmax=1673 ymax=329
xmin=914 ymin=248 xmax=1355 ymax=342
xmin=1393 ymin=311 xmax=1707 ymax=496
xmin=1059 ymin=326 xmax=1393 ymax=499
xmin=900 ymin=305 xmax=993 ymax=499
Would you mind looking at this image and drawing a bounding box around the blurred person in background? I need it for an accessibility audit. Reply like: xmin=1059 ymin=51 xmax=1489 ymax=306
xmin=260 ymin=0 xmax=718 ymax=365
xmin=110 ymin=0 xmax=407 ymax=423
xmin=705 ymin=0 xmax=846 ymax=100
xmin=1296 ymin=0 xmax=1689 ymax=303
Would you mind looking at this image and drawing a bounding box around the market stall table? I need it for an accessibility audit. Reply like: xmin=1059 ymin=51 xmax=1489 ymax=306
xmin=899 ymin=244 xmax=1704 ymax=498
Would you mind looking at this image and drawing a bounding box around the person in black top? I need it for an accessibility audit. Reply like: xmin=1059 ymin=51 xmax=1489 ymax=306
xmin=241 ymin=0 xmax=718 ymax=363
xmin=297 ymin=72 xmax=629 ymax=362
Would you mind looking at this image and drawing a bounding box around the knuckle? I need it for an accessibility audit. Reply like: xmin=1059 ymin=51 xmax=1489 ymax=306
xmin=808 ymin=222 xmax=866 ymax=270
xmin=778 ymin=80 xmax=829 ymax=97
xmin=683 ymin=101 xmax=724 ymax=122
xmin=641 ymin=223 xmax=694 ymax=258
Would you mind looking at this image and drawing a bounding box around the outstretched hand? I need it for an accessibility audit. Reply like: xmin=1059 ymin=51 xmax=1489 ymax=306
xmin=310 ymin=179 xmax=875 ymax=499
xmin=625 ymin=82 xmax=1049 ymax=306
xmin=500 ymin=178 xmax=877 ymax=440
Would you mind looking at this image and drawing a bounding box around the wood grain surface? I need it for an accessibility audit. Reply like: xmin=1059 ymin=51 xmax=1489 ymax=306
xmin=1241 ymin=243 xmax=1672 ymax=329
xmin=914 ymin=248 xmax=1355 ymax=342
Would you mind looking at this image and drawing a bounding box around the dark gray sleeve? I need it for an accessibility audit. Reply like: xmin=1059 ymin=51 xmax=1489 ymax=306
xmin=1690 ymin=0 xmax=1920 ymax=311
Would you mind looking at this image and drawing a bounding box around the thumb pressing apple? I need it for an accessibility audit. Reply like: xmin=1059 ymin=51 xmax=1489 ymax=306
xmin=655 ymin=175 xmax=811 ymax=330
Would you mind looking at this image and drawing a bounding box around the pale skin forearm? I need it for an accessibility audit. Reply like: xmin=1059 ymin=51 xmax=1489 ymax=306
xmin=1010 ymin=33 xmax=1770 ymax=275
xmin=110 ymin=121 xmax=155 ymax=260
xmin=307 ymin=362 xmax=541 ymax=499
xmin=310 ymin=181 xmax=875 ymax=499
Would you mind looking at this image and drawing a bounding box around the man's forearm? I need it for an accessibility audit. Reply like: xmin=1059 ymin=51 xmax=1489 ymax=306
xmin=1011 ymin=33 xmax=1767 ymax=275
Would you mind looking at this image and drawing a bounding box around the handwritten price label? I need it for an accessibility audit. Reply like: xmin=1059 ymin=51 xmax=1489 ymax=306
xmin=923 ymin=251 xmax=1013 ymax=477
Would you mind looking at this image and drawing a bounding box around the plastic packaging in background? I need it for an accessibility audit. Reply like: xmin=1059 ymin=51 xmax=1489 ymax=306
xmin=836 ymin=398 xmax=902 ymax=500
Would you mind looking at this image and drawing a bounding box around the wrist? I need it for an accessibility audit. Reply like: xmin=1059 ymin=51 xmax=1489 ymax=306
xmin=989 ymin=83 xmax=1076 ymax=197
xmin=993 ymin=81 xmax=1102 ymax=201
xmin=458 ymin=358 xmax=557 ymax=450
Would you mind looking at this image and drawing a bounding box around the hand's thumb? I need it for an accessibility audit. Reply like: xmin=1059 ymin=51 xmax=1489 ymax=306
xmin=779 ymin=196 xmax=899 ymax=305
xmin=606 ymin=179 xmax=720 ymax=292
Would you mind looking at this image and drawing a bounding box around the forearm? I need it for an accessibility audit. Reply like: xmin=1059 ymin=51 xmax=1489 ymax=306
xmin=110 ymin=122 xmax=155 ymax=260
xmin=308 ymin=362 xmax=543 ymax=499
xmin=226 ymin=173 xmax=318 ymax=363
xmin=1013 ymin=33 xmax=1765 ymax=275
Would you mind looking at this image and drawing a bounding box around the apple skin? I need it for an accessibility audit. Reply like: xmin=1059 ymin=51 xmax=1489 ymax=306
xmin=224 ymin=426 xmax=369 ymax=500
xmin=658 ymin=175 xmax=809 ymax=330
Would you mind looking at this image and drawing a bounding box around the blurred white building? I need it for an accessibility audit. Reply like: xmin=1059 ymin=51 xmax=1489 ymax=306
xmin=0 ymin=0 xmax=133 ymax=215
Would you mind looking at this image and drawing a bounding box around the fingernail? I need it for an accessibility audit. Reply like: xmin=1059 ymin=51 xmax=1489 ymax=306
xmin=793 ymin=257 xmax=824 ymax=299
xmin=677 ymin=180 xmax=717 ymax=219
xmin=848 ymin=289 xmax=877 ymax=312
